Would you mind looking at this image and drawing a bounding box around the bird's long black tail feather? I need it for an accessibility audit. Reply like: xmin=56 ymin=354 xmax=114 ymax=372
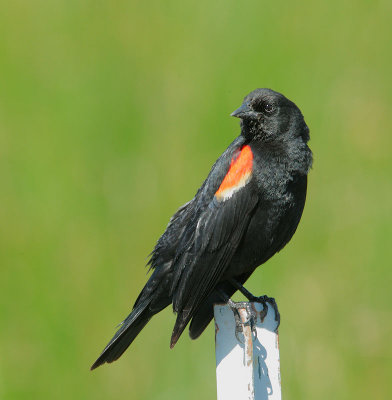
xmin=90 ymin=298 xmax=152 ymax=370
xmin=91 ymin=265 xmax=173 ymax=370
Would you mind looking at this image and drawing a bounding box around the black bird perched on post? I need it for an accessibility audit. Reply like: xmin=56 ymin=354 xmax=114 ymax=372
xmin=91 ymin=88 xmax=312 ymax=370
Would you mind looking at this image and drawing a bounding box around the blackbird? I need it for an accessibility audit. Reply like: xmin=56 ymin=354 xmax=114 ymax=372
xmin=91 ymin=88 xmax=312 ymax=370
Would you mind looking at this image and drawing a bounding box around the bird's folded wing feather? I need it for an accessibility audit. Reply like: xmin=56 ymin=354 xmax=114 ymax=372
xmin=170 ymin=141 xmax=259 ymax=345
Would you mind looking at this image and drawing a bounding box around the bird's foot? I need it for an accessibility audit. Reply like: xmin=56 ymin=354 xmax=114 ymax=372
xmin=227 ymin=300 xmax=257 ymax=343
xmin=228 ymin=279 xmax=280 ymax=328
xmin=228 ymin=299 xmax=247 ymax=342
xmin=251 ymin=295 xmax=280 ymax=328
xmin=218 ymin=289 xmax=257 ymax=343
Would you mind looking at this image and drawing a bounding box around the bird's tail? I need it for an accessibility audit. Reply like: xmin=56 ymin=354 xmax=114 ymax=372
xmin=90 ymin=297 xmax=153 ymax=370
xmin=91 ymin=265 xmax=172 ymax=370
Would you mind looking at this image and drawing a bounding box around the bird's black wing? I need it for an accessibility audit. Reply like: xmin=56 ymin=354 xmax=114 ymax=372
xmin=169 ymin=139 xmax=259 ymax=346
xmin=148 ymin=137 xmax=245 ymax=269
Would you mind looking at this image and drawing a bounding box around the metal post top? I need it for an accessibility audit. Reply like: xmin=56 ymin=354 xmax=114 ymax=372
xmin=214 ymin=299 xmax=281 ymax=400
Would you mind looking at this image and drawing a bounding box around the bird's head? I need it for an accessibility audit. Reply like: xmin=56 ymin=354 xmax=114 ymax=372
xmin=231 ymin=88 xmax=309 ymax=144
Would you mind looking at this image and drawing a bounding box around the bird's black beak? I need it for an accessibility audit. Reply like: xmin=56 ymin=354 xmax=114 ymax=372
xmin=230 ymin=103 xmax=254 ymax=119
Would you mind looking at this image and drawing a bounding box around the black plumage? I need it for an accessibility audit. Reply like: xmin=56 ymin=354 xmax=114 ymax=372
xmin=91 ymin=88 xmax=312 ymax=370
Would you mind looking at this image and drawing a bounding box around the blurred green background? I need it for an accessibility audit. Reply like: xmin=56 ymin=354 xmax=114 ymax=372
xmin=1 ymin=0 xmax=391 ymax=399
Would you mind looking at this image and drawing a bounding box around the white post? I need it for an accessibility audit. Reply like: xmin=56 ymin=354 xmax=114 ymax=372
xmin=214 ymin=301 xmax=281 ymax=400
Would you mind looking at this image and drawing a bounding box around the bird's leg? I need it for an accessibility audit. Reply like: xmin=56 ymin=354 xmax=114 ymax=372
xmin=229 ymin=278 xmax=281 ymax=327
xmin=229 ymin=278 xmax=256 ymax=300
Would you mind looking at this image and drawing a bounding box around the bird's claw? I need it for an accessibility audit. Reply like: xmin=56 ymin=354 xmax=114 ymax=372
xmin=252 ymin=295 xmax=280 ymax=329
xmin=227 ymin=301 xmax=257 ymax=343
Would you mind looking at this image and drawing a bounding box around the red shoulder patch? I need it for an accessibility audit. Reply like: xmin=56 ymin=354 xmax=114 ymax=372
xmin=215 ymin=145 xmax=253 ymax=201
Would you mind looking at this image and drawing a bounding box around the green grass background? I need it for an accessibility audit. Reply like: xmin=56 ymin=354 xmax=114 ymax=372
xmin=1 ymin=1 xmax=391 ymax=399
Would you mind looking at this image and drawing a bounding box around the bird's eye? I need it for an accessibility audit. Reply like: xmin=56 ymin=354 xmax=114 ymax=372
xmin=264 ymin=103 xmax=275 ymax=113
xmin=253 ymin=100 xmax=276 ymax=114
